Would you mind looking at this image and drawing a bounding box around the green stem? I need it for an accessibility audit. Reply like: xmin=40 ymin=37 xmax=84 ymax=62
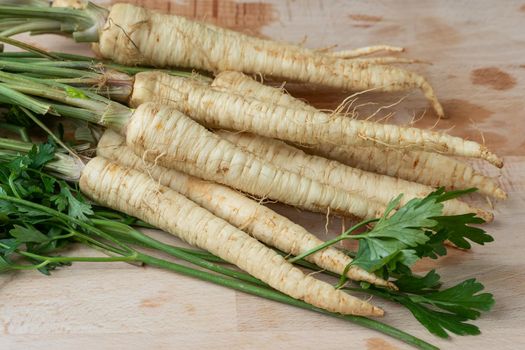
xmin=0 ymin=73 xmax=132 ymax=131
xmin=138 ymin=252 xmax=437 ymax=350
xmin=18 ymin=106 xmax=79 ymax=158
xmin=0 ymin=194 xmax=134 ymax=255
xmin=0 ymin=20 xmax=61 ymax=37
xmin=0 ymin=83 xmax=51 ymax=115
xmin=0 ymin=35 xmax=63 ymax=60
xmin=48 ymin=103 xmax=101 ymax=124
xmin=0 ymin=6 xmax=96 ymax=29
xmin=0 ymin=58 xmax=99 ymax=78
xmin=0 ymin=123 xmax=30 ymax=142
xmin=7 ymin=172 xmax=21 ymax=198
xmin=288 ymin=218 xmax=378 ymax=263
xmin=0 ymin=138 xmax=83 ymax=181
xmin=19 ymin=250 xmax=138 ymax=264
xmin=0 ymin=136 xmax=33 ymax=152
xmin=0 ymin=51 xmax=96 ymax=61
xmin=93 ymin=219 xmax=266 ymax=287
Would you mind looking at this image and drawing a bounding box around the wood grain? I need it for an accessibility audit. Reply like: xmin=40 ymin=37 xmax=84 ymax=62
xmin=2 ymin=1 xmax=524 ymax=349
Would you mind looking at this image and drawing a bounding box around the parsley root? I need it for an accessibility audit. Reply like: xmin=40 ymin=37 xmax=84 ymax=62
xmin=0 ymin=2 xmax=443 ymax=117
xmin=212 ymin=71 xmax=506 ymax=198
xmin=309 ymin=144 xmax=507 ymax=200
xmin=80 ymin=156 xmax=384 ymax=316
xmin=123 ymin=102 xmax=386 ymax=219
xmin=217 ymin=130 xmax=493 ymax=222
xmin=98 ymin=129 xmax=394 ymax=289
xmin=130 ymin=72 xmax=502 ymax=166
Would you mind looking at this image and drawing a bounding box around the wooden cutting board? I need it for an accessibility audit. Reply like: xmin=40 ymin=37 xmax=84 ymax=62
xmin=1 ymin=1 xmax=524 ymax=349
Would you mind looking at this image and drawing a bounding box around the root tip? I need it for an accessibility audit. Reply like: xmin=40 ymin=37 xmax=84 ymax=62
xmin=372 ymin=306 xmax=385 ymax=317
xmin=478 ymin=209 xmax=494 ymax=223
xmin=387 ymin=281 xmax=399 ymax=291
xmin=482 ymin=147 xmax=504 ymax=168
xmin=495 ymin=188 xmax=508 ymax=200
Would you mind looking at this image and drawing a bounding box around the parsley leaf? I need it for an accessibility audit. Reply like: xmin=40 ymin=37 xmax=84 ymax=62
xmin=351 ymin=188 xmax=493 ymax=276
xmin=10 ymin=224 xmax=49 ymax=243
xmin=27 ymin=142 xmax=55 ymax=169
xmin=432 ymin=214 xmax=493 ymax=249
xmin=348 ymin=276 xmax=494 ymax=338
xmin=400 ymin=298 xmax=481 ymax=338
xmin=394 ymin=270 xmax=441 ymax=293
xmin=51 ymin=181 xmax=93 ymax=221
xmin=352 ymin=191 xmax=443 ymax=274
xmin=409 ymin=279 xmax=495 ymax=319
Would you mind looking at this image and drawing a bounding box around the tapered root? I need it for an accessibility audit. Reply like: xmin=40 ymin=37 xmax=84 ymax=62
xmin=100 ymin=4 xmax=442 ymax=118
xmin=125 ymin=102 xmax=387 ymax=219
xmin=351 ymin=57 xmax=429 ymax=65
xmin=131 ymin=72 xmax=501 ymax=165
xmin=98 ymin=129 xmax=395 ymax=289
xmin=212 ymin=71 xmax=506 ymax=199
xmin=81 ymin=157 xmax=384 ymax=316
xmin=328 ymin=45 xmax=405 ymax=59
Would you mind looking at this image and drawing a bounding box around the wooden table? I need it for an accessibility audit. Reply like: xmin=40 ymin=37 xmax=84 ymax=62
xmin=1 ymin=1 xmax=524 ymax=349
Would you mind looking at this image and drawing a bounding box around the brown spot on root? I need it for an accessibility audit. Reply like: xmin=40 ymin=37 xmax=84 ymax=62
xmin=520 ymin=4 xmax=525 ymax=11
xmin=471 ymin=67 xmax=517 ymax=91
xmin=349 ymin=14 xmax=383 ymax=22
xmin=366 ymin=337 xmax=400 ymax=350
xmin=112 ymin=0 xmax=276 ymax=37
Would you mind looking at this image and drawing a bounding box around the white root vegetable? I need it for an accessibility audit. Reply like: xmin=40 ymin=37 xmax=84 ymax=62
xmin=98 ymin=130 xmax=394 ymax=288
xmin=217 ymin=130 xmax=493 ymax=222
xmin=98 ymin=3 xmax=444 ymax=117
xmin=325 ymin=45 xmax=405 ymax=59
xmin=80 ymin=157 xmax=384 ymax=316
xmin=307 ymin=144 xmax=507 ymax=201
xmin=212 ymin=71 xmax=507 ymax=199
xmin=129 ymin=72 xmax=502 ymax=167
xmin=122 ymin=102 xmax=386 ymax=219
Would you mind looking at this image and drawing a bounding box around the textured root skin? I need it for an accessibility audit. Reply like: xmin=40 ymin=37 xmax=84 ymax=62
xmin=212 ymin=71 xmax=307 ymax=109
xmin=100 ymin=3 xmax=443 ymax=117
xmin=98 ymin=130 xmax=393 ymax=288
xmin=326 ymin=45 xmax=405 ymax=59
xmin=217 ymin=130 xmax=493 ymax=222
xmin=80 ymin=157 xmax=383 ymax=316
xmin=130 ymin=72 xmax=501 ymax=166
xmin=213 ymin=71 xmax=506 ymax=200
xmin=124 ymin=102 xmax=386 ymax=219
xmin=310 ymin=144 xmax=507 ymax=202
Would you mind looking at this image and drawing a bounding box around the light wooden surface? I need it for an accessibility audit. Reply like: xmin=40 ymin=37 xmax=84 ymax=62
xmin=2 ymin=1 xmax=525 ymax=349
